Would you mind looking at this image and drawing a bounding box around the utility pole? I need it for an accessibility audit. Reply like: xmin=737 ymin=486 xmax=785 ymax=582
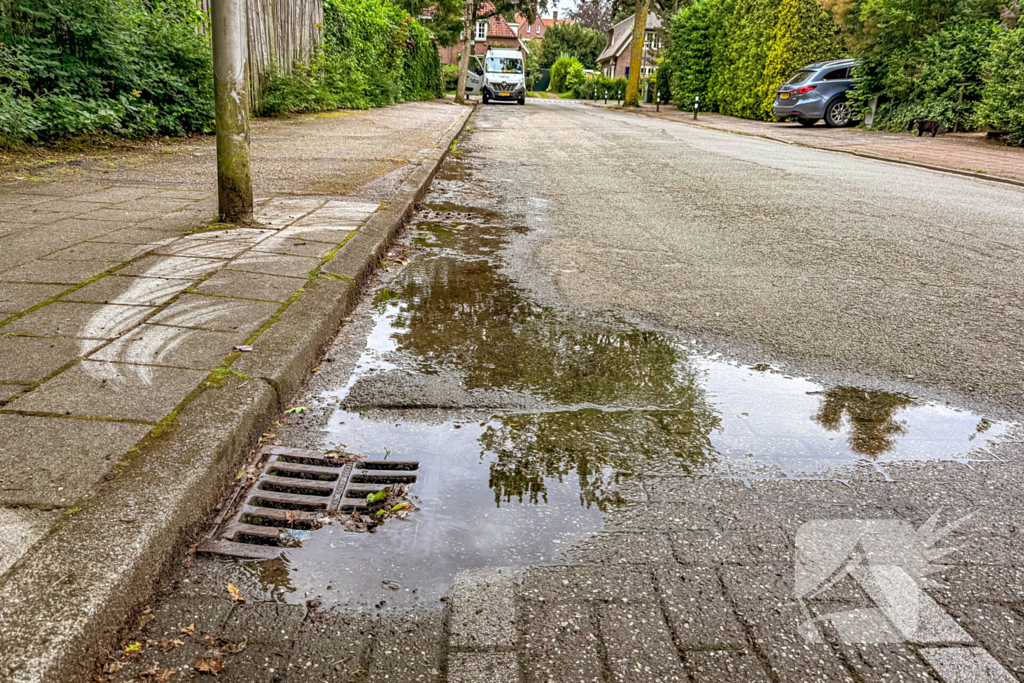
xmin=211 ymin=0 xmax=253 ymax=223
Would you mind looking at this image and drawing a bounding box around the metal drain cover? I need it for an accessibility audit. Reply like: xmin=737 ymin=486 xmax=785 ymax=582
xmin=198 ymin=446 xmax=419 ymax=559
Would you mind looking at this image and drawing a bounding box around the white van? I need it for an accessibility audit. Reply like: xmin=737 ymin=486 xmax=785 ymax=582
xmin=465 ymin=48 xmax=527 ymax=105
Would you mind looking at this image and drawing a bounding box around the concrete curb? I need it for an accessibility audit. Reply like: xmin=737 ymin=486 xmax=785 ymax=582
xmin=0 ymin=104 xmax=474 ymax=683
xmin=616 ymin=105 xmax=1024 ymax=190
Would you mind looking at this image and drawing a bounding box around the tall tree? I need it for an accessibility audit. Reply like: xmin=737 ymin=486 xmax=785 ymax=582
xmin=455 ymin=0 xmax=548 ymax=103
xmin=538 ymin=22 xmax=608 ymax=67
xmin=396 ymin=0 xmax=465 ymax=45
xmin=567 ymin=0 xmax=613 ymax=30
xmin=623 ymin=0 xmax=648 ymax=105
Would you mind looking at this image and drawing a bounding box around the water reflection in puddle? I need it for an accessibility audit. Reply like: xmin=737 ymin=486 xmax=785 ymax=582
xmin=255 ymin=163 xmax=1010 ymax=608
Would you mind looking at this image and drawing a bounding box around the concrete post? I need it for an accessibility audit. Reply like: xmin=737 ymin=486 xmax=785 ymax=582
xmin=211 ymin=0 xmax=253 ymax=223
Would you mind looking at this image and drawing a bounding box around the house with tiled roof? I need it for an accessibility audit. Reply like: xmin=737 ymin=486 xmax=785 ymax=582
xmin=514 ymin=11 xmax=572 ymax=40
xmin=437 ymin=2 xmax=530 ymax=66
xmin=596 ymin=12 xmax=664 ymax=79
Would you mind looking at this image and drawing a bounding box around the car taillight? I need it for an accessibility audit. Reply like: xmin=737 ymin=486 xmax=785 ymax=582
xmin=794 ymin=85 xmax=816 ymax=94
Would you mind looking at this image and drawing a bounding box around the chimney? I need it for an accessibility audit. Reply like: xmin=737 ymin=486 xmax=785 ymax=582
xmin=553 ymin=10 xmax=558 ymax=21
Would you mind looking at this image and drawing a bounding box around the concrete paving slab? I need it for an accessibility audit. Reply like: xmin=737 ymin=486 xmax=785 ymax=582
xmin=220 ymin=602 xmax=306 ymax=644
xmin=365 ymin=611 xmax=444 ymax=683
xmin=90 ymin=227 xmax=187 ymax=245
xmin=919 ymin=647 xmax=1017 ymax=683
xmin=0 ymin=414 xmax=150 ymax=506
xmin=43 ymin=241 xmax=151 ymax=262
xmin=0 ymin=384 xmax=26 ymax=403
xmin=565 ymin=531 xmax=673 ymax=565
xmin=830 ymin=642 xmax=936 ymax=682
xmin=451 ymin=566 xmax=517 ymax=650
xmin=0 ymin=193 xmax=59 ymax=206
xmin=146 ymin=293 xmax=280 ymax=335
xmin=519 ymin=599 xmax=604 ymax=683
xmin=107 ymin=197 xmax=195 ymax=213
xmin=153 ymin=239 xmax=253 ymax=259
xmin=75 ymin=187 xmax=161 ymax=204
xmin=230 ymin=253 xmax=322 ymax=279
xmin=1 ymin=302 xmax=155 ymax=339
xmin=118 ymin=255 xmax=225 ymax=280
xmin=655 ymin=566 xmax=749 ymax=649
xmin=598 ymin=601 xmax=688 ymax=682
xmin=6 ymin=360 xmax=206 ymax=421
xmin=0 ymin=282 xmax=67 ymax=312
xmin=519 ymin=565 xmax=657 ymax=604
xmin=449 ymin=652 xmax=519 ymax=683
xmin=0 ymin=259 xmax=119 ymax=284
xmin=89 ymin=323 xmax=240 ymax=369
xmin=0 ymin=508 xmax=58 ymax=577
xmin=288 ymin=608 xmax=374 ymax=682
xmin=0 ymin=336 xmax=98 ymax=383
xmin=250 ymin=236 xmax=340 ymax=258
xmin=77 ymin=208 xmax=162 ymax=223
xmin=197 ymin=270 xmax=305 ymax=302
xmin=63 ymin=274 xmax=191 ymax=306
xmin=683 ymin=650 xmax=771 ymax=682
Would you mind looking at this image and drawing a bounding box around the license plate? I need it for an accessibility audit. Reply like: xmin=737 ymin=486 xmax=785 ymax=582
xmin=780 ymin=93 xmax=790 ymax=99
xmin=499 ymin=93 xmax=510 ymax=97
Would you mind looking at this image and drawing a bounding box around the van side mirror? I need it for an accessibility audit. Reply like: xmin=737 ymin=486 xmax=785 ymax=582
xmin=475 ymin=66 xmax=483 ymax=76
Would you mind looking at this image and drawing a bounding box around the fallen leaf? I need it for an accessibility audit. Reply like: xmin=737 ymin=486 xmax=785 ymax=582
xmin=227 ymin=584 xmax=244 ymax=602
xmin=102 ymin=661 xmax=123 ymax=674
xmin=195 ymin=658 xmax=225 ymax=674
xmin=180 ymin=623 xmax=196 ymax=636
xmin=123 ymin=641 xmax=142 ymax=659
xmin=284 ymin=406 xmax=307 ymax=414
xmin=233 ymin=345 xmax=253 ymax=352
xmin=120 ymin=517 xmax=136 ymax=523
xmin=160 ymin=638 xmax=184 ymax=652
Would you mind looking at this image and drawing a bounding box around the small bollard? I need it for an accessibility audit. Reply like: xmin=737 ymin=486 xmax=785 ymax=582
xmin=604 ymin=89 xmax=608 ymax=104
xmin=656 ymin=90 xmax=661 ymax=112
xmin=693 ymin=95 xmax=700 ymax=120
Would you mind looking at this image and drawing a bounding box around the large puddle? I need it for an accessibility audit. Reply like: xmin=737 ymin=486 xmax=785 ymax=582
xmin=236 ymin=160 xmax=1010 ymax=609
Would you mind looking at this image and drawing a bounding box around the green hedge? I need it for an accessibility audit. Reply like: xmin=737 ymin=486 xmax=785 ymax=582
xmin=262 ymin=0 xmax=441 ymax=114
xmin=664 ymin=0 xmax=839 ymax=120
xmin=575 ymin=75 xmax=629 ymax=100
xmin=548 ymin=57 xmax=584 ymax=93
xmin=979 ymin=27 xmax=1024 ymax=143
xmin=0 ymin=0 xmax=214 ymax=145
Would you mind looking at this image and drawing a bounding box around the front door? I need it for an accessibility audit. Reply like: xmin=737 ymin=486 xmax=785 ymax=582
xmin=465 ymin=56 xmax=484 ymax=95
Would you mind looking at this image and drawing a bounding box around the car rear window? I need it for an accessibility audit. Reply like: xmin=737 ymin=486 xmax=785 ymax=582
xmin=785 ymin=71 xmax=816 ymax=85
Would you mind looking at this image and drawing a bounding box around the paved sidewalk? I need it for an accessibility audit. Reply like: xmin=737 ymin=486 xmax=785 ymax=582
xmin=0 ymin=100 xmax=471 ymax=682
xmin=593 ymin=102 xmax=1024 ymax=184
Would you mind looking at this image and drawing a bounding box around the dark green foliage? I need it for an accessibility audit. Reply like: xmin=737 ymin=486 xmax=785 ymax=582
xmin=261 ymin=0 xmax=441 ymax=114
xmin=538 ymin=22 xmax=609 ymax=68
xmin=0 ymin=0 xmax=214 ymax=145
xmin=979 ymin=27 xmax=1024 ymax=142
xmin=664 ymin=0 xmax=722 ymax=109
xmin=548 ymin=57 xmax=580 ymax=92
xmin=574 ymin=74 xmax=629 ymax=99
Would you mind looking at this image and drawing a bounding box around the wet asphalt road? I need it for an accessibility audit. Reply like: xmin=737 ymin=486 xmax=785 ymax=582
xmin=102 ymin=100 xmax=1024 ymax=683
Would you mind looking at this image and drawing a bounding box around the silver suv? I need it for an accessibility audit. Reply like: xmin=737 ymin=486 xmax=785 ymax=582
xmin=772 ymin=59 xmax=857 ymax=127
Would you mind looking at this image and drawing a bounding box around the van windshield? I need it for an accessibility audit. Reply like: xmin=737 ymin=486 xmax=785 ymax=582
xmin=486 ymin=57 xmax=523 ymax=74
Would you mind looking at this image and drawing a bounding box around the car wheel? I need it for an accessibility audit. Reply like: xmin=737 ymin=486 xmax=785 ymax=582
xmin=518 ymin=96 xmax=525 ymax=105
xmin=482 ymin=94 xmax=489 ymax=104
xmin=825 ymin=99 xmax=854 ymax=127
xmin=796 ymin=117 xmax=818 ymax=127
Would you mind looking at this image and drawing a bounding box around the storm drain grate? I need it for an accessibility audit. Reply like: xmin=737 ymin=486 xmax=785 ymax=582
xmin=198 ymin=446 xmax=419 ymax=559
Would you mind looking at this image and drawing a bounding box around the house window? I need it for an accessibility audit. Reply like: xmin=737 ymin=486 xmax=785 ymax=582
xmin=643 ymin=31 xmax=661 ymax=50
xmin=526 ymin=24 xmax=531 ymax=34
xmin=475 ymin=20 xmax=488 ymax=41
xmin=640 ymin=65 xmax=655 ymax=77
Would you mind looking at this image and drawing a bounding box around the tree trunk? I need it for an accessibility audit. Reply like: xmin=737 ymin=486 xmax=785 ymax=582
xmin=211 ymin=0 xmax=253 ymax=222
xmin=623 ymin=0 xmax=649 ymax=107
xmin=455 ymin=0 xmax=475 ymax=104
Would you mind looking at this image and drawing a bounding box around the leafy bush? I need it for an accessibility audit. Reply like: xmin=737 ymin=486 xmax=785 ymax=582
xmin=979 ymin=27 xmax=1024 ymax=142
xmin=443 ymin=64 xmax=461 ymax=92
xmin=565 ymin=61 xmax=587 ymax=92
xmin=0 ymin=0 xmax=214 ymax=145
xmin=262 ymin=0 xmax=441 ymax=114
xmin=575 ymin=75 xmax=628 ymax=99
xmin=664 ymin=0 xmax=722 ymax=109
xmin=549 ymin=57 xmax=583 ymax=93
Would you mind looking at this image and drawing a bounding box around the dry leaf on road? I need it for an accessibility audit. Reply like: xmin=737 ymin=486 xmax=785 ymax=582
xmin=195 ymin=658 xmax=225 ymax=674
xmin=227 ymin=584 xmax=244 ymax=602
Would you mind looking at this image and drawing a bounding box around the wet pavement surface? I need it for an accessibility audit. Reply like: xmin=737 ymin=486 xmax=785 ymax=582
xmin=102 ymin=101 xmax=1024 ymax=683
